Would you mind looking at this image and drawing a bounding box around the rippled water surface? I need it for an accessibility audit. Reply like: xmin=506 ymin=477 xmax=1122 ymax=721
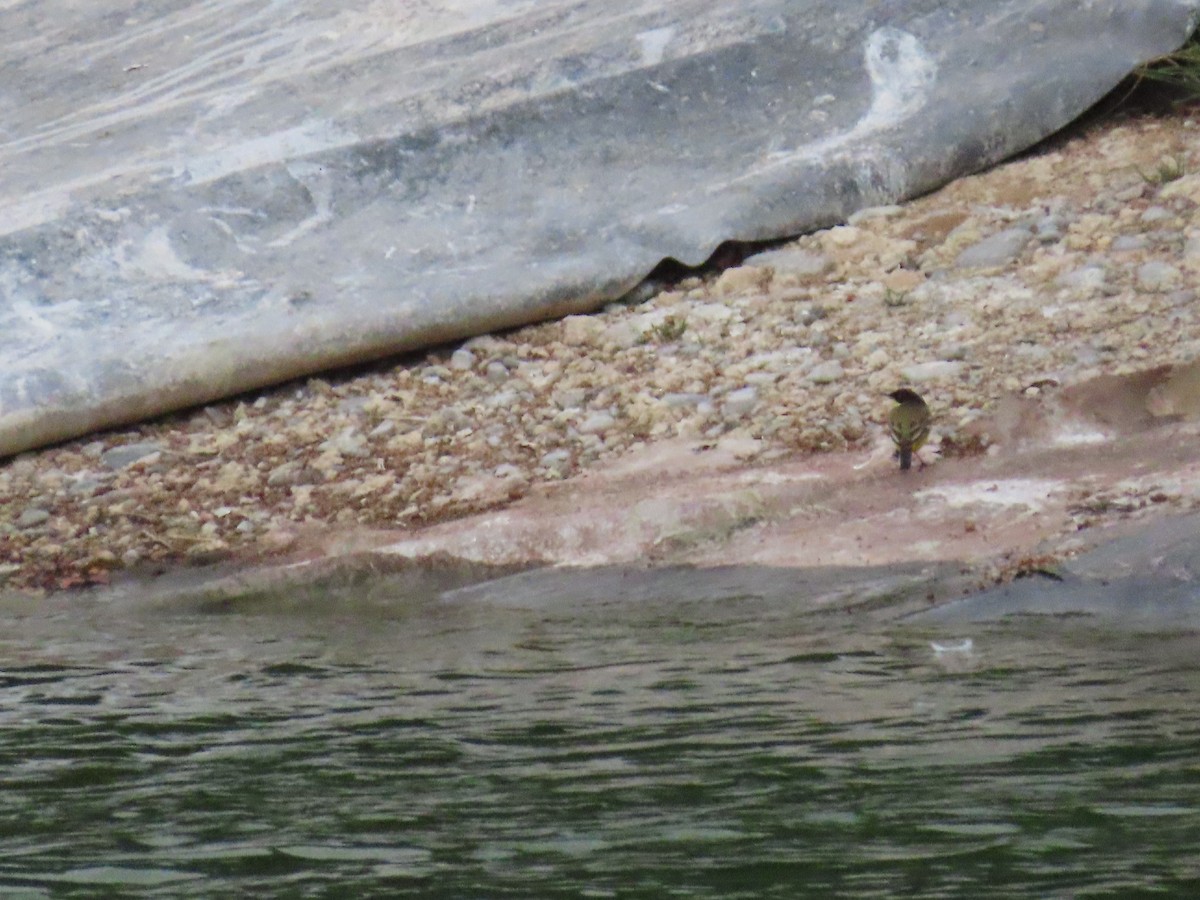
xmin=1 ymin=588 xmax=1198 ymax=898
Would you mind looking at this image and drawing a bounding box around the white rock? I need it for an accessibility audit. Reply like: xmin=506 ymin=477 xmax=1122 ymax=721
xmin=742 ymin=247 xmax=832 ymax=279
xmin=562 ymin=314 xmax=606 ymax=345
xmin=1108 ymin=234 xmax=1147 ymax=252
xmin=689 ymin=302 xmax=735 ymax=322
xmin=1055 ymin=265 xmax=1106 ymax=291
xmin=449 ymin=348 xmax=475 ymax=370
xmin=1136 ymin=261 xmax=1181 ymax=292
xmin=713 ymin=265 xmax=769 ymax=296
xmin=953 ymin=228 xmax=1031 ymax=268
xmin=722 ymin=386 xmax=758 ymax=417
xmin=578 ymin=412 xmax=616 ymax=434
xmin=808 ymin=361 xmax=844 ymax=384
xmin=901 ymin=360 xmax=964 ymax=382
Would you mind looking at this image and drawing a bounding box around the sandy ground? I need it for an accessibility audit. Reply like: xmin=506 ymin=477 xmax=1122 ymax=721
xmin=5 ymin=101 xmax=1200 ymax=596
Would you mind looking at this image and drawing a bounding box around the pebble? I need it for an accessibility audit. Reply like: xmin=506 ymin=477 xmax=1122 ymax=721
xmin=722 ymin=387 xmax=759 ymax=418
xmin=808 ymin=361 xmax=844 ymax=384
xmin=743 ymin=247 xmax=832 ymax=280
xmin=578 ymin=412 xmax=616 ymax=434
xmin=16 ymin=508 xmax=51 ymax=529
xmin=663 ymin=392 xmax=708 ymax=408
xmin=321 ymin=430 xmax=370 ymax=458
xmin=100 ymin=442 xmax=164 ymax=470
xmin=539 ymin=449 xmax=571 ymax=469
xmin=901 ymin=361 xmax=965 ymax=382
xmin=713 ymin=265 xmax=769 ymax=297
xmin=1136 ymin=261 xmax=1182 ymax=292
xmin=953 ymin=227 xmax=1032 ymax=268
xmin=562 ymin=315 xmax=606 ymax=345
xmin=1055 ymin=266 xmax=1107 ymax=291
xmin=449 ymin=348 xmax=476 ymax=370
xmin=1110 ymin=234 xmax=1148 ymax=252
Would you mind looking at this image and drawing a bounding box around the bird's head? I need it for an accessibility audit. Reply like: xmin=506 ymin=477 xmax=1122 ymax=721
xmin=888 ymin=388 xmax=925 ymax=404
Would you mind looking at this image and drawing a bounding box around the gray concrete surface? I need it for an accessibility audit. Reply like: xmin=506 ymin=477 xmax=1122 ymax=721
xmin=3 ymin=0 xmax=1197 ymax=456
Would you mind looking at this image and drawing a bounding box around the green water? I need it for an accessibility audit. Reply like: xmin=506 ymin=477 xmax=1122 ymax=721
xmin=1 ymin=591 xmax=1197 ymax=898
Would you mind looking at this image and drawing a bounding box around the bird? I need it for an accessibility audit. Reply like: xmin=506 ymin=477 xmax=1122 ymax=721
xmin=887 ymin=388 xmax=931 ymax=471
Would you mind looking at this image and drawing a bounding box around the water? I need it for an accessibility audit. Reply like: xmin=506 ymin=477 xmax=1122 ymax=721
xmin=1 ymin=588 xmax=1198 ymax=898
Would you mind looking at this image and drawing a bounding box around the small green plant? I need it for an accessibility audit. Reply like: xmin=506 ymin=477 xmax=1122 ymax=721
xmin=1133 ymin=32 xmax=1200 ymax=103
xmin=883 ymin=286 xmax=910 ymax=308
xmin=1134 ymin=151 xmax=1187 ymax=185
xmin=651 ymin=314 xmax=688 ymax=342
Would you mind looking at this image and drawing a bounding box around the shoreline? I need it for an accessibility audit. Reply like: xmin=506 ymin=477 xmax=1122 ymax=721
xmin=5 ymin=104 xmax=1200 ymax=599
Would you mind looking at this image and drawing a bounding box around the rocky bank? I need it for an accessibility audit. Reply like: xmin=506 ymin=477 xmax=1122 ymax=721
xmin=5 ymin=104 xmax=1200 ymax=601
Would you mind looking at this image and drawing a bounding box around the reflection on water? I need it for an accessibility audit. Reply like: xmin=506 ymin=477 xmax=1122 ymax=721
xmin=0 ymin=590 xmax=1197 ymax=898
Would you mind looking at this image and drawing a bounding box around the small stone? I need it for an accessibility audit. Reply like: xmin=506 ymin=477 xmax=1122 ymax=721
xmin=267 ymin=461 xmax=301 ymax=486
xmin=742 ymin=247 xmax=832 ymax=280
xmin=101 ymin=441 xmax=164 ymax=470
xmin=1034 ymin=214 xmax=1066 ymax=241
xmin=1110 ymin=234 xmax=1147 ymax=252
xmin=562 ymin=315 xmax=606 ymax=345
xmin=539 ymin=449 xmax=571 ymax=468
xmin=901 ymin=360 xmax=964 ymax=382
xmin=320 ymin=430 xmax=369 ymax=458
xmin=722 ymin=386 xmax=758 ymax=418
xmin=1055 ymin=265 xmax=1106 ymax=291
xmin=553 ymin=388 xmax=587 ymax=410
xmin=689 ymin=303 xmax=735 ymax=323
xmin=1136 ymin=261 xmax=1182 ymax=292
xmin=808 ymin=361 xmax=845 ymax=384
xmin=1140 ymin=205 xmax=1173 ymax=223
xmin=449 ymin=348 xmax=475 ymax=370
xmin=66 ymin=476 xmax=107 ymax=497
xmin=713 ymin=265 xmax=770 ymax=297
xmin=663 ymin=392 xmax=707 ymax=408
xmin=952 ymin=228 xmax=1031 ymax=268
xmin=16 ymin=508 xmax=51 ymax=529
xmin=1160 ymin=172 xmax=1200 ymax=202
xmin=485 ymin=361 xmax=510 ymax=383
xmin=578 ymin=412 xmax=616 ymax=434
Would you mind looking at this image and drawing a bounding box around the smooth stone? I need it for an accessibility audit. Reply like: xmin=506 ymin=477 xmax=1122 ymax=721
xmin=16 ymin=508 xmax=51 ymax=529
xmin=808 ymin=361 xmax=845 ymax=384
xmin=539 ymin=449 xmax=571 ymax=468
xmin=901 ymin=360 xmax=964 ymax=382
xmin=578 ymin=412 xmax=616 ymax=434
xmin=1056 ymin=265 xmax=1107 ymax=290
xmin=953 ymin=227 xmax=1032 ymax=268
xmin=1110 ymin=234 xmax=1148 ymax=252
xmin=743 ymin=247 xmax=833 ymax=279
xmin=1136 ymin=262 xmax=1182 ymax=292
xmin=722 ymin=386 xmax=759 ymax=418
xmin=449 ymin=348 xmax=476 ymax=370
xmin=100 ymin=442 xmax=165 ymax=470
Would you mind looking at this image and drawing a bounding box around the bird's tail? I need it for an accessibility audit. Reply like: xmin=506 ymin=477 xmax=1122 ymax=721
xmin=899 ymin=446 xmax=912 ymax=471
